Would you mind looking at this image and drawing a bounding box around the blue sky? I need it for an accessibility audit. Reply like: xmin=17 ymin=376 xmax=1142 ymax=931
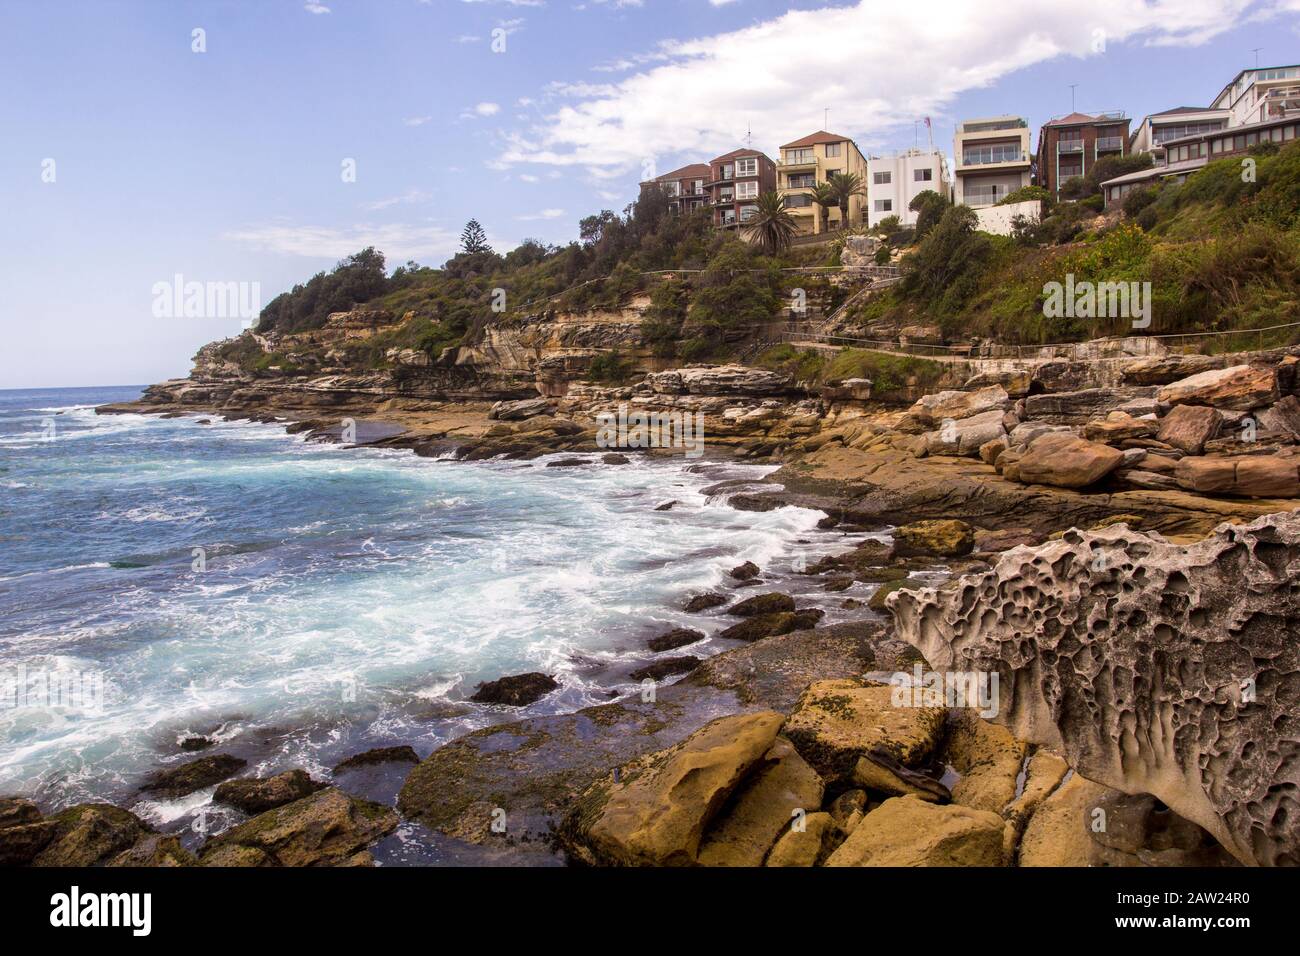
xmin=2 ymin=0 xmax=1298 ymax=388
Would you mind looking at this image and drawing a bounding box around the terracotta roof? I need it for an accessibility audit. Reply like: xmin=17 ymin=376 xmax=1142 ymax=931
xmin=709 ymin=147 xmax=770 ymax=163
xmin=1150 ymin=106 xmax=1220 ymax=117
xmin=656 ymin=163 xmax=711 ymax=182
xmin=779 ymin=130 xmax=851 ymax=149
xmin=1043 ymin=111 xmax=1126 ymax=127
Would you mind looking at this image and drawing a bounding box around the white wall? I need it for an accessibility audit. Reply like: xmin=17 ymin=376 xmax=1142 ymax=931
xmin=866 ymin=150 xmax=950 ymax=228
xmin=974 ymin=199 xmax=1042 ymax=236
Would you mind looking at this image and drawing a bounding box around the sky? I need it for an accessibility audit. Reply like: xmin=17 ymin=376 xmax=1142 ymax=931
xmin=2 ymin=0 xmax=1298 ymax=388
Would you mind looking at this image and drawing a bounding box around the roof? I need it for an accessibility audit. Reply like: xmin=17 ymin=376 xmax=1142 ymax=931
xmin=1159 ymin=111 xmax=1298 ymax=148
xmin=779 ymin=130 xmax=852 ymax=149
xmin=1042 ymin=111 xmax=1128 ymax=128
xmin=709 ymin=147 xmax=771 ymax=163
xmin=1100 ymin=157 xmax=1206 ymax=189
xmin=1150 ymin=106 xmax=1220 ymax=117
xmin=1212 ymin=64 xmax=1300 ymax=109
xmin=656 ymin=163 xmax=711 ymax=182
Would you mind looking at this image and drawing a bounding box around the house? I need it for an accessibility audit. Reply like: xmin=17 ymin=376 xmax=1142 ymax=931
xmin=1034 ymin=111 xmax=1131 ymax=195
xmin=1129 ymin=107 xmax=1231 ymax=162
xmin=1102 ymin=114 xmax=1300 ymax=208
xmin=706 ymin=148 xmax=777 ymax=228
xmin=775 ymin=130 xmax=868 ymax=235
xmin=864 ymin=148 xmax=951 ymax=228
xmin=1210 ymin=64 xmax=1300 ymax=127
xmin=952 ymin=115 xmax=1032 ymax=207
xmin=638 ymin=163 xmax=712 ymax=215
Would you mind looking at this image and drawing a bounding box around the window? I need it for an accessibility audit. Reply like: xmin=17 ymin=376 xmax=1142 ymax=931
xmin=738 ymin=204 xmax=759 ymax=223
xmin=874 ymin=199 xmax=892 ymax=212
xmin=784 ymin=148 xmax=814 ymax=165
xmin=785 ymin=193 xmax=813 ymax=207
xmin=914 ymin=168 xmax=933 ymax=182
xmin=736 ymin=181 xmax=759 ymax=200
xmin=787 ymin=174 xmax=816 ymax=189
xmin=692 ymin=179 xmax=704 ymax=194
xmin=825 ymin=143 xmax=841 ymax=157
xmin=735 ymin=157 xmax=758 ymax=177
xmin=873 ymin=171 xmax=891 ymax=185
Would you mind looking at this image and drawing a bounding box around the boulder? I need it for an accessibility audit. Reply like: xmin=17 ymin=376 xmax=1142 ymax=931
xmin=1235 ymin=455 xmax=1300 ymax=498
xmin=908 ymin=386 xmax=1009 ymax=427
xmin=729 ymin=561 xmax=760 ymax=581
xmin=824 ymin=795 xmax=1005 ymax=866
xmin=1173 ymin=456 xmax=1239 ymax=494
xmin=333 ymin=746 xmax=421 ymax=773
xmin=1157 ymin=364 xmax=1278 ymax=411
xmin=964 ymin=369 xmax=1031 ymax=398
xmin=1018 ymin=772 xmax=1111 ymax=866
xmin=30 ymin=805 xmax=150 ymax=867
xmin=716 ymin=609 xmax=823 ymax=642
xmin=107 ymin=834 xmax=197 ymax=867
xmin=782 ymin=680 xmax=945 ymax=783
xmin=726 ymin=593 xmax=795 ymax=617
xmin=850 ymin=752 xmax=950 ymax=801
xmin=1014 ymin=433 xmax=1124 ymax=488
xmin=215 ymin=770 xmax=326 ymax=814
xmin=923 ymin=409 xmax=1007 ymax=457
xmin=683 ymin=593 xmax=727 ymax=613
xmin=1157 ymin=403 xmax=1221 ymax=454
xmin=0 ymin=797 xmax=40 ymax=830
xmin=696 ymin=737 xmax=824 ymax=867
xmin=469 ymin=673 xmax=558 ymax=706
xmin=893 ymin=519 xmax=975 ymax=558
xmin=141 ymin=754 xmax=247 ymax=799
xmin=1082 ymin=411 xmax=1159 ymax=444
xmin=647 ymin=627 xmax=705 ymax=652
xmin=944 ymin=710 xmax=1028 ymax=814
xmin=1255 ymin=395 xmax=1300 ymax=438
xmin=978 ymin=436 xmax=1009 ymax=465
xmin=1121 ymin=354 xmax=1223 ymax=386
xmin=867 ymin=577 xmax=914 ymax=612
xmin=887 ymin=513 xmax=1300 ymax=866
xmin=628 ymin=657 xmax=700 ymax=682
xmin=1002 ymin=750 xmax=1070 ymax=850
xmin=557 ymin=712 xmax=784 ymax=866
xmin=641 ymin=366 xmax=792 ymax=397
xmin=1023 ymin=388 xmax=1129 ymax=425
xmin=489 ymin=398 xmax=554 ymax=421
xmin=764 ymin=812 xmax=835 ymax=866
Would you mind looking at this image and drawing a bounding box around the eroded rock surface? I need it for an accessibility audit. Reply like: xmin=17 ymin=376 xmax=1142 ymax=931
xmin=888 ymin=512 xmax=1300 ymax=866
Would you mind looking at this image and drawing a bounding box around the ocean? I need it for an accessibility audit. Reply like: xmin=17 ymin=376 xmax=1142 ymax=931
xmin=0 ymin=386 xmax=872 ymax=856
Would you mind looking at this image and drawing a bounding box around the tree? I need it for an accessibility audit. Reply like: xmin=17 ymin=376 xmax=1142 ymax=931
xmin=811 ymin=182 xmax=838 ymax=234
xmin=460 ymin=219 xmax=491 ymax=254
xmin=744 ymin=191 xmax=798 ymax=255
xmin=908 ymin=189 xmax=951 ymax=240
xmin=827 ymin=172 xmax=867 ymax=229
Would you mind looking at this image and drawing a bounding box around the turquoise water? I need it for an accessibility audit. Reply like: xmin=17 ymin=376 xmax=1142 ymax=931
xmin=0 ymin=386 xmax=859 ymax=836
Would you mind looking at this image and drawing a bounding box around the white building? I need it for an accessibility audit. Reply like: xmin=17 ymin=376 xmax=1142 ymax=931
xmin=952 ymin=115 xmax=1032 ymax=208
xmin=865 ymin=149 xmax=951 ymax=228
xmin=1210 ymin=64 xmax=1300 ymax=127
xmin=1128 ymin=107 xmax=1231 ymax=162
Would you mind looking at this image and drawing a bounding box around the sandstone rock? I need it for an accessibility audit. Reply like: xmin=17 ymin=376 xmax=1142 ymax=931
xmin=888 ymin=513 xmax=1300 ymax=865
xmin=716 ymin=609 xmax=823 ymax=642
xmin=1255 ymin=395 xmax=1300 ymax=438
xmin=1122 ymin=354 xmax=1223 ymax=386
xmin=1007 ymin=422 xmax=1073 ymax=448
xmin=215 ymin=770 xmax=327 ymax=814
xmin=641 ymin=366 xmax=793 ymax=397
xmin=1157 ymin=363 xmax=1278 ymax=411
xmin=867 ymin=577 xmax=914 ymax=612
xmin=1157 ymin=403 xmax=1221 ymax=454
xmin=0 ymin=797 xmax=40 ymax=830
xmin=1002 ymin=749 xmax=1069 ymax=847
xmin=964 ymin=369 xmax=1031 ymax=398
xmin=142 ymin=754 xmax=247 ymax=799
xmin=979 ymin=436 xmax=1009 ymax=465
xmin=469 ymin=672 xmax=559 ymax=706
xmin=1173 ymin=456 xmax=1239 ymax=494
xmin=558 ymin=712 xmax=784 ymax=866
xmin=764 ymin=812 xmax=834 ymax=866
xmin=851 ymin=752 xmax=949 ymax=801
xmin=893 ymin=519 xmax=975 ymax=557
xmin=729 ymin=561 xmax=760 ymax=581
xmin=944 ymin=710 xmax=1028 ymax=814
xmin=647 ymin=627 xmax=705 ymax=652
xmin=1018 ymin=772 xmax=1110 ymax=866
xmin=199 ymin=787 xmax=398 ymax=867
xmin=908 ymin=386 xmax=1009 ymax=427
xmin=683 ymin=593 xmax=727 ymax=613
xmin=783 ymin=680 xmax=945 ymax=783
xmin=1023 ymin=388 xmax=1130 ymax=425
xmin=827 ymin=789 xmax=869 ymax=833
xmin=1236 ymin=455 xmax=1300 ymax=498
xmin=628 ymin=656 xmax=700 ymax=682
xmin=825 ymin=795 xmax=1006 ymax=866
xmin=696 ymin=737 xmax=824 ymax=866
xmin=727 ymin=593 xmax=795 ymax=617
xmin=1015 ymin=433 xmax=1124 ymax=488
xmin=108 ymin=834 xmax=197 ymax=867
xmin=973 ymin=527 xmax=1043 ymax=554
xmin=31 ymin=804 xmax=150 ymax=867
xmin=489 ymin=398 xmax=554 ymax=421
xmin=923 ymin=409 xmax=1007 ymax=457
xmin=1083 ymin=411 xmax=1159 ymax=444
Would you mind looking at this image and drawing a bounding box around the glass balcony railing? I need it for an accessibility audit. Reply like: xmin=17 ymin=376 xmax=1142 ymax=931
xmin=961 ymin=147 xmax=1027 ymax=166
xmin=1095 ymin=136 xmax=1125 ymax=151
xmin=1057 ymin=140 xmax=1084 ymax=153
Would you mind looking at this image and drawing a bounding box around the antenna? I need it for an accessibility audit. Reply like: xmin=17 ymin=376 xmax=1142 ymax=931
xmin=1251 ymin=47 xmax=1263 ymax=67
xmin=824 ymin=107 xmax=829 ymax=130
xmin=745 ymin=123 xmax=752 ymax=149
xmin=1069 ymin=84 xmax=1078 ymax=111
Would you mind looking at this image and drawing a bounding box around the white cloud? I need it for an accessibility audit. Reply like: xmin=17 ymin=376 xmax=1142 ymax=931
xmin=460 ymin=0 xmax=544 ymax=6
xmin=359 ymin=189 xmax=432 ymax=212
xmin=303 ymin=2 xmax=330 ymax=13
xmin=498 ymin=0 xmax=1274 ymax=172
xmin=516 ymin=208 xmax=566 ymax=220
xmin=472 ymin=102 xmax=501 ymax=116
xmin=518 ymin=173 xmax=540 ymax=182
xmin=223 ymin=221 xmax=460 ymax=263
xmin=403 ymin=116 xmax=433 ymax=126
xmin=454 ymin=34 xmax=482 ymax=43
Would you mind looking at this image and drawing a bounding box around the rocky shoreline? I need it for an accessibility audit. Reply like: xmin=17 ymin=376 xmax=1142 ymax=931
xmin=8 ymin=331 xmax=1300 ymax=866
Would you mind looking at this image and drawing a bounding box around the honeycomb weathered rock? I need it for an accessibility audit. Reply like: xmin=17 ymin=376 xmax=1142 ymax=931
xmin=887 ymin=512 xmax=1300 ymax=866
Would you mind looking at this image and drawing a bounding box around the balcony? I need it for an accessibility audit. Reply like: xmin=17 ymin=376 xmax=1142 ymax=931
xmin=1096 ymin=136 xmax=1125 ymax=151
xmin=785 ymin=176 xmax=816 ymax=189
xmin=960 ymin=147 xmax=1028 ymax=167
xmin=1057 ymin=140 xmax=1084 ymax=154
xmin=959 ymin=119 xmax=1027 ymax=135
xmin=778 ymin=155 xmax=817 ymax=169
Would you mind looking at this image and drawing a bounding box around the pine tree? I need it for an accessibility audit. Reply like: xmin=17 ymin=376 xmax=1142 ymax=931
xmin=460 ymin=219 xmax=491 ymax=254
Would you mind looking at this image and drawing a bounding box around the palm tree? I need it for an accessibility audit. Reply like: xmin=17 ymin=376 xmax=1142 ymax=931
xmin=827 ymin=172 xmax=867 ymax=231
xmin=744 ymin=191 xmax=798 ymax=255
xmin=811 ymin=182 xmax=837 ymax=235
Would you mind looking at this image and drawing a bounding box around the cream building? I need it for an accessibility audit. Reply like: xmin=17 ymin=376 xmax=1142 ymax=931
xmin=776 ymin=130 xmax=868 ymax=235
xmin=952 ymin=115 xmax=1032 ymax=208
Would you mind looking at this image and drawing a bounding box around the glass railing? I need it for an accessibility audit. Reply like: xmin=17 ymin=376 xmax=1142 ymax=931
xmin=1057 ymin=140 xmax=1084 ymax=153
xmin=1096 ymin=136 xmax=1125 ymax=151
xmin=961 ymin=147 xmax=1026 ymax=165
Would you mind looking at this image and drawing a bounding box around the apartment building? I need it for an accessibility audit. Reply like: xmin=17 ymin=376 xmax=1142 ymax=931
xmin=1211 ymin=64 xmax=1300 ymax=127
xmin=864 ymin=148 xmax=950 ymax=228
xmin=952 ymin=115 xmax=1032 ymax=207
xmin=1034 ymin=111 xmax=1131 ymax=195
xmin=638 ymin=163 xmax=712 ymax=215
xmin=776 ymin=131 xmax=868 ymax=235
xmin=1129 ymin=106 xmax=1231 ymax=161
xmin=706 ymin=149 xmax=777 ymax=228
